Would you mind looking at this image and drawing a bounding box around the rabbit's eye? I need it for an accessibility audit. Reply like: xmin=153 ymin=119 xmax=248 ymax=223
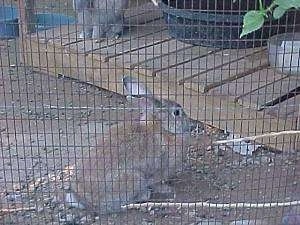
xmin=172 ymin=109 xmax=181 ymax=117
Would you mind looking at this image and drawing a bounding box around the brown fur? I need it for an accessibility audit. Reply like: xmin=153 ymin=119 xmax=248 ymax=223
xmin=67 ymin=76 xmax=211 ymax=216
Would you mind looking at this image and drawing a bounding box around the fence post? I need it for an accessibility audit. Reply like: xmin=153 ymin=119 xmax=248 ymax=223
xmin=18 ymin=0 xmax=36 ymax=35
xmin=18 ymin=0 xmax=36 ymax=65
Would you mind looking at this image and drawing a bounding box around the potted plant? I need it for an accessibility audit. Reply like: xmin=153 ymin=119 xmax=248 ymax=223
xmin=159 ymin=0 xmax=300 ymax=48
xmin=240 ymin=0 xmax=300 ymax=37
xmin=247 ymin=1 xmax=300 ymax=76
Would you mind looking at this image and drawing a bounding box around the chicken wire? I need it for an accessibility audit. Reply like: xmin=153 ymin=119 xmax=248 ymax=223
xmin=0 ymin=0 xmax=300 ymax=224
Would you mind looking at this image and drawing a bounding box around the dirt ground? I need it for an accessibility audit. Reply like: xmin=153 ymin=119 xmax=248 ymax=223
xmin=0 ymin=4 xmax=300 ymax=224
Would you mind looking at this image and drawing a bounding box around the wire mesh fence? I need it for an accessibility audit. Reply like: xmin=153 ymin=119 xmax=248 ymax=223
xmin=0 ymin=0 xmax=300 ymax=224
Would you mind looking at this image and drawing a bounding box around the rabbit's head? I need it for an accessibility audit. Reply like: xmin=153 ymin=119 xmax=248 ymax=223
xmin=123 ymin=76 xmax=200 ymax=134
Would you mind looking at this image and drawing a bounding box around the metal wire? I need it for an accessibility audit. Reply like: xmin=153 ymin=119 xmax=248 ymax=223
xmin=0 ymin=0 xmax=299 ymax=224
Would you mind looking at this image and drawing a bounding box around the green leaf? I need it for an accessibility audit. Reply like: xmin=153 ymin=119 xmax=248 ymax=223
xmin=240 ymin=11 xmax=265 ymax=38
xmin=273 ymin=6 xmax=287 ymax=19
xmin=274 ymin=0 xmax=300 ymax=9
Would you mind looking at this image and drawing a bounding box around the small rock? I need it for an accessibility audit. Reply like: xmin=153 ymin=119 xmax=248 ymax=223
xmin=59 ymin=212 xmax=77 ymax=223
xmin=58 ymin=204 xmax=66 ymax=210
xmin=282 ymin=214 xmax=300 ymax=225
xmin=36 ymin=206 xmax=44 ymax=213
xmin=44 ymin=197 xmax=53 ymax=203
xmin=141 ymin=219 xmax=154 ymax=225
xmin=80 ymin=215 xmax=95 ymax=224
xmin=5 ymin=193 xmax=22 ymax=202
xmin=282 ymin=205 xmax=300 ymax=225
xmin=24 ymin=214 xmax=32 ymax=218
xmin=187 ymin=210 xmax=197 ymax=217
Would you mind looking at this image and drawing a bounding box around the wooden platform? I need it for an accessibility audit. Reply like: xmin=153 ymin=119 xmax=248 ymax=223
xmin=23 ymin=3 xmax=300 ymax=152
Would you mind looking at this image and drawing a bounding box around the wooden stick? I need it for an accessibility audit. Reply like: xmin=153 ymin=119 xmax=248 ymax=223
xmin=213 ymin=130 xmax=300 ymax=145
xmin=122 ymin=200 xmax=300 ymax=210
xmin=0 ymin=206 xmax=36 ymax=215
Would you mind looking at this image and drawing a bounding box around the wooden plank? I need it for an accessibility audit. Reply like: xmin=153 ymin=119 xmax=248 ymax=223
xmin=51 ymin=30 xmax=82 ymax=47
xmin=210 ymin=67 xmax=287 ymax=98
xmin=103 ymin=36 xmax=172 ymax=62
xmin=24 ymin=38 xmax=297 ymax=152
xmin=65 ymin=19 xmax=167 ymax=55
xmin=182 ymin=49 xmax=269 ymax=93
xmin=91 ymin=29 xmax=169 ymax=62
xmin=265 ymin=95 xmax=300 ymax=119
xmin=47 ymin=26 xmax=82 ymax=46
xmin=134 ymin=45 xmax=216 ymax=77
xmin=152 ymin=49 xmax=219 ymax=77
xmin=129 ymin=43 xmax=193 ymax=69
xmin=264 ymin=95 xmax=300 ymax=152
xmin=58 ymin=44 xmax=298 ymax=152
xmin=29 ymin=25 xmax=78 ymax=44
xmin=25 ymin=33 xmax=91 ymax=78
xmin=126 ymin=41 xmax=196 ymax=72
xmin=236 ymin=75 xmax=300 ymax=110
xmin=27 ymin=43 xmax=66 ymax=75
xmin=150 ymin=47 xmax=266 ymax=84
xmin=91 ymin=71 xmax=297 ymax=152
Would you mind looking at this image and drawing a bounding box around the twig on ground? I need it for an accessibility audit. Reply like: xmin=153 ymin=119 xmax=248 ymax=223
xmin=213 ymin=130 xmax=300 ymax=145
xmin=0 ymin=206 xmax=36 ymax=216
xmin=122 ymin=200 xmax=300 ymax=210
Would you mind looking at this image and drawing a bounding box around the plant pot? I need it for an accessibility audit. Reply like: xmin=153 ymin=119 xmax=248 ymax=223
xmin=160 ymin=0 xmax=300 ymax=49
xmin=0 ymin=6 xmax=19 ymax=39
xmin=0 ymin=6 xmax=75 ymax=39
xmin=162 ymin=0 xmax=274 ymax=11
xmin=268 ymin=32 xmax=300 ymax=76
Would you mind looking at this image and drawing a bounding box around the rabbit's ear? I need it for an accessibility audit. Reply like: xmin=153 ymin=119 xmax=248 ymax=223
xmin=123 ymin=76 xmax=152 ymax=96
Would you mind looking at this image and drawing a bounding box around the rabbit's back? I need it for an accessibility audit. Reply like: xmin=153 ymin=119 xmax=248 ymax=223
xmin=73 ymin=122 xmax=171 ymax=213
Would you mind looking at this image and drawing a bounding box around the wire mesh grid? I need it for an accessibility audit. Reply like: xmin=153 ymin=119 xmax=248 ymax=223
xmin=0 ymin=0 xmax=300 ymax=224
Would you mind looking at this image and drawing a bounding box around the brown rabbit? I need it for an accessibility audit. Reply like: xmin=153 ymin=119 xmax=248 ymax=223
xmin=65 ymin=76 xmax=210 ymax=216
